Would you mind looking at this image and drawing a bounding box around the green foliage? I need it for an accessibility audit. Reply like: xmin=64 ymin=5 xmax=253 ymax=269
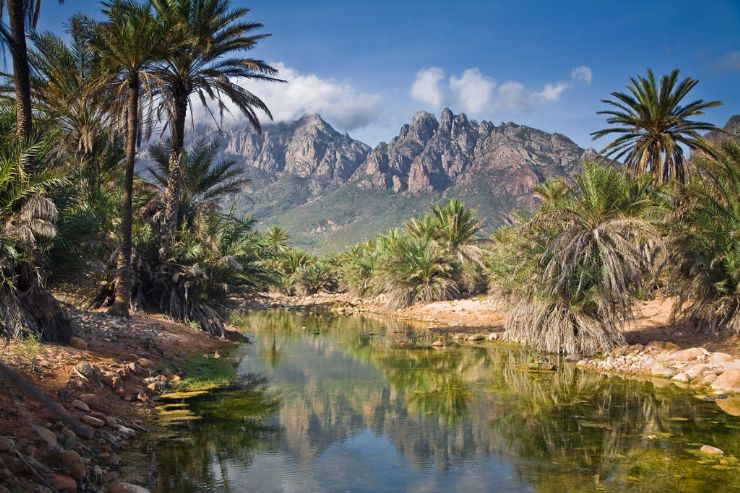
xmin=592 ymin=68 xmax=721 ymax=185
xmin=669 ymin=141 xmax=740 ymax=333
xmin=170 ymin=353 xmax=234 ymax=392
xmin=490 ymin=164 xmax=659 ymax=355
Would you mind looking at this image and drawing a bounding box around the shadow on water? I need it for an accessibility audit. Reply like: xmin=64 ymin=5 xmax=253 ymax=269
xmin=146 ymin=310 xmax=740 ymax=493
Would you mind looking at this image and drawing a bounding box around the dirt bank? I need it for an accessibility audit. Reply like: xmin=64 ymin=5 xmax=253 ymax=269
xmin=0 ymin=307 xmax=238 ymax=493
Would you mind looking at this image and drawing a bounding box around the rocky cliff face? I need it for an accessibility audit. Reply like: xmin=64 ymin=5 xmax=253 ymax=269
xmin=705 ymin=115 xmax=740 ymax=144
xmin=220 ymin=113 xmax=371 ymax=184
xmin=352 ymin=108 xmax=592 ymax=195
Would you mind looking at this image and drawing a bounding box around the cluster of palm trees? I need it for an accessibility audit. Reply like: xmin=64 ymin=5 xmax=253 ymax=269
xmin=289 ymin=69 xmax=737 ymax=356
xmin=0 ymin=0 xmax=281 ymax=338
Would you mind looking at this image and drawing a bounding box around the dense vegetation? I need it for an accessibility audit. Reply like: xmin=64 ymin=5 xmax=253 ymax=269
xmin=0 ymin=0 xmax=735 ymax=356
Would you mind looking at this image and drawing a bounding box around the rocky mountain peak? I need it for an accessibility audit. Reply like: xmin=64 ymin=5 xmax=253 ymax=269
xmin=219 ymin=115 xmax=371 ymax=184
xmin=352 ymin=109 xmax=589 ymax=195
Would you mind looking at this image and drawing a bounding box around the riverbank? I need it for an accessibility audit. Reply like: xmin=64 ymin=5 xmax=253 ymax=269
xmin=0 ymin=306 xmax=239 ymax=493
xmin=251 ymin=292 xmax=740 ymax=397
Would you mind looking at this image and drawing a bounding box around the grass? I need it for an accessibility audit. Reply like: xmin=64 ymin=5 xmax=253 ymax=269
xmin=12 ymin=335 xmax=41 ymax=362
xmin=168 ymin=353 xmax=236 ymax=393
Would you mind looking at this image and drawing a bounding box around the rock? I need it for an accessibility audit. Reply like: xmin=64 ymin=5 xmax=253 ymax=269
xmin=32 ymin=425 xmax=58 ymax=449
xmin=146 ymin=381 xmax=165 ymax=392
xmin=100 ymin=372 xmax=121 ymax=389
xmin=672 ymin=372 xmax=691 ymax=383
xmin=52 ymin=473 xmax=77 ymax=493
xmin=685 ymin=364 xmax=710 ymax=380
xmin=79 ymin=394 xmax=104 ymax=412
xmin=565 ymin=354 xmax=583 ymax=363
xmin=430 ymin=340 xmax=444 ymax=348
xmin=116 ymin=425 xmax=135 ymax=439
xmin=715 ymin=396 xmax=740 ymax=416
xmin=70 ymin=399 xmax=90 ymax=413
xmin=81 ymin=415 xmax=104 ymax=428
xmin=136 ymin=357 xmax=154 ymax=369
xmin=699 ymin=445 xmax=724 ymax=455
xmin=711 ymin=369 xmax=740 ymax=393
xmin=57 ymin=449 xmax=85 ymax=480
xmin=708 ymin=352 xmax=734 ymax=364
xmin=700 ymin=373 xmax=718 ymax=385
xmin=105 ymin=416 xmax=117 ymax=428
xmin=75 ymin=362 xmax=95 ymax=378
xmin=650 ymin=363 xmax=675 ymax=378
xmin=487 ymin=333 xmax=499 ymax=341
xmin=0 ymin=437 xmax=15 ymax=453
xmin=452 ymin=333 xmax=467 ymax=341
xmin=467 ymin=334 xmax=485 ymax=342
xmin=663 ymin=342 xmax=680 ymax=351
xmin=68 ymin=336 xmax=88 ymax=350
xmin=107 ymin=481 xmax=150 ymax=493
xmin=169 ymin=374 xmax=181 ymax=382
xmin=670 ymin=347 xmax=707 ymax=362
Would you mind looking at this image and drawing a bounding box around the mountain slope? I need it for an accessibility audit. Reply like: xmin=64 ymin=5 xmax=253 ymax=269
xmin=209 ymin=109 xmax=595 ymax=252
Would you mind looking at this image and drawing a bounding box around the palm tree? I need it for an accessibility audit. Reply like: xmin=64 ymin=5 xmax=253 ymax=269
xmin=429 ymin=198 xmax=485 ymax=267
xmin=147 ymin=138 xmax=249 ymax=228
xmin=670 ymin=141 xmax=739 ymax=333
xmin=591 ymin=69 xmax=721 ymax=185
xmin=151 ymin=0 xmax=281 ymax=238
xmin=503 ymin=164 xmax=658 ymax=355
xmin=29 ymin=16 xmax=110 ymax=193
xmin=0 ymin=0 xmax=64 ymax=138
xmin=90 ymin=0 xmax=168 ymax=317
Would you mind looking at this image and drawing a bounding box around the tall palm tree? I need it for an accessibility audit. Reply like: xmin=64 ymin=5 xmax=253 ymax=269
xmin=90 ymin=0 xmax=168 ymax=317
xmin=429 ymin=199 xmax=484 ymax=267
xmin=0 ymin=0 xmax=64 ymax=138
xmin=151 ymin=0 xmax=280 ymax=238
xmin=591 ymin=69 xmax=721 ymax=185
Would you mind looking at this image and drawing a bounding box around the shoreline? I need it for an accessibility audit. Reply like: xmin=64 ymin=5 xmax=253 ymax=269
xmin=250 ymin=292 xmax=740 ymax=399
xmin=0 ymin=306 xmax=238 ymax=493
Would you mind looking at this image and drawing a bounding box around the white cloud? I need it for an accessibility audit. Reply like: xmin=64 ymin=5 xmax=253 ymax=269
xmin=410 ymin=67 xmax=446 ymax=109
xmin=496 ymin=81 xmax=528 ymax=112
xmin=571 ymin=66 xmax=593 ymax=85
xmin=193 ymin=62 xmax=383 ymax=131
xmin=535 ymin=82 xmax=569 ymax=102
xmin=449 ymin=68 xmax=495 ymax=114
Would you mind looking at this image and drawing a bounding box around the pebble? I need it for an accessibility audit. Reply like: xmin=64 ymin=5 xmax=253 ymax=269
xmin=108 ymin=481 xmax=151 ymax=493
xmin=51 ymin=474 xmax=77 ymax=493
xmin=81 ymin=415 xmax=104 ymax=428
xmin=699 ymin=445 xmax=724 ymax=455
xmin=32 ymin=425 xmax=58 ymax=449
xmin=71 ymin=399 xmax=90 ymax=413
xmin=57 ymin=449 xmax=85 ymax=480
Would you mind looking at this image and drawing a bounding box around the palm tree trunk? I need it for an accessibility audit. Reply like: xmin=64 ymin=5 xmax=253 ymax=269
xmin=109 ymin=76 xmax=140 ymax=317
xmin=163 ymin=93 xmax=188 ymax=238
xmin=7 ymin=0 xmax=33 ymax=140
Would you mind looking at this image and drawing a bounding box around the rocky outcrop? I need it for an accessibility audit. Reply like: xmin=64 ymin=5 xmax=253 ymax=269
xmin=219 ymin=114 xmax=371 ymax=184
xmin=351 ymin=108 xmax=594 ymax=195
xmin=705 ymin=115 xmax=740 ymax=144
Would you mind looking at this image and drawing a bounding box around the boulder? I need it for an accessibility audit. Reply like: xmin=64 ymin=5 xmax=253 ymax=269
xmin=57 ymin=449 xmax=85 ymax=480
xmin=32 ymin=425 xmax=58 ymax=449
xmin=107 ymin=482 xmax=150 ymax=493
xmin=650 ymin=363 xmax=675 ymax=378
xmin=715 ymin=396 xmax=740 ymax=417
xmin=467 ymin=334 xmax=485 ymax=342
xmin=708 ymin=352 xmax=734 ymax=364
xmin=452 ymin=333 xmax=467 ymax=341
xmin=670 ymin=347 xmax=707 ymax=362
xmin=711 ymin=369 xmax=740 ymax=393
xmin=136 ymin=357 xmax=154 ymax=369
xmin=699 ymin=445 xmax=724 ymax=455
xmin=79 ymin=394 xmax=104 ymax=412
xmin=69 ymin=336 xmax=88 ymax=351
xmin=685 ymin=364 xmax=710 ymax=380
xmin=565 ymin=354 xmax=583 ymax=363
xmin=52 ymin=474 xmax=77 ymax=493
xmin=75 ymin=362 xmax=95 ymax=379
xmin=81 ymin=415 xmax=104 ymax=428
xmin=672 ymin=373 xmax=691 ymax=383
xmin=70 ymin=400 xmax=90 ymax=413
xmin=430 ymin=340 xmax=444 ymax=348
xmin=487 ymin=333 xmax=499 ymax=341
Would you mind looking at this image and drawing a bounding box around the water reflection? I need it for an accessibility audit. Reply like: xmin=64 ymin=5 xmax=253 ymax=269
xmin=148 ymin=310 xmax=740 ymax=493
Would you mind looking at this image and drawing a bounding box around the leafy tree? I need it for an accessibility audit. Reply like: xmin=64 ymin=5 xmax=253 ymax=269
xmin=592 ymin=69 xmax=720 ymax=185
xmin=151 ymin=0 xmax=280 ymax=237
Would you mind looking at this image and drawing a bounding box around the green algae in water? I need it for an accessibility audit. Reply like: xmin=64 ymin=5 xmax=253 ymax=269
xmin=145 ymin=310 xmax=740 ymax=493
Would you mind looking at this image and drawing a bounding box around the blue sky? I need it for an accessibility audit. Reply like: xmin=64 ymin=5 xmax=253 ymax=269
xmin=37 ymin=0 xmax=740 ymax=148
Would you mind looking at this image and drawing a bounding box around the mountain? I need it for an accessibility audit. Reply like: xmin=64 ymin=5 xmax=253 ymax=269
xmin=705 ymin=115 xmax=740 ymax=144
xmin=208 ymin=109 xmax=595 ymax=252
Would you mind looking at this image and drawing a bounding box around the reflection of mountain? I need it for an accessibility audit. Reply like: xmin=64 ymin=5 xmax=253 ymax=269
xmin=149 ymin=311 xmax=740 ymax=493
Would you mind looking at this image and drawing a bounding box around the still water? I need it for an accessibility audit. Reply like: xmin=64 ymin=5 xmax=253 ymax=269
xmin=148 ymin=310 xmax=740 ymax=492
